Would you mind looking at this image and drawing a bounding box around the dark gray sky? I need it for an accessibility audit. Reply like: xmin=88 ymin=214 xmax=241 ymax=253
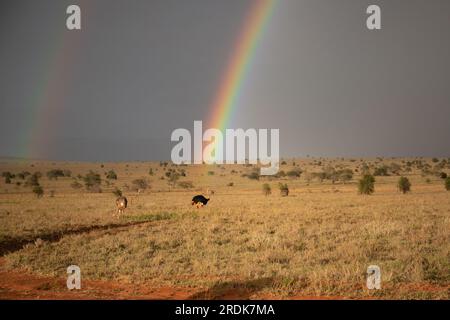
xmin=1 ymin=0 xmax=449 ymax=161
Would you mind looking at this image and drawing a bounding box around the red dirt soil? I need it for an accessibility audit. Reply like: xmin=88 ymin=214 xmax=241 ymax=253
xmin=0 ymin=258 xmax=196 ymax=300
xmin=2 ymin=259 xmax=447 ymax=300
xmin=0 ymin=258 xmax=350 ymax=300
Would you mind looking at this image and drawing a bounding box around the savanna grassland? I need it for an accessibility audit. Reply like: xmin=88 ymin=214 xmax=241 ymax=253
xmin=0 ymin=157 xmax=449 ymax=299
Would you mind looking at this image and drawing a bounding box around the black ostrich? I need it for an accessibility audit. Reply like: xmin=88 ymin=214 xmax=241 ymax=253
xmin=191 ymin=195 xmax=210 ymax=208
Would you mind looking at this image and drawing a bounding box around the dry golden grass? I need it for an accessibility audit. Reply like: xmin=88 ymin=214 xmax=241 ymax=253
xmin=0 ymin=157 xmax=449 ymax=299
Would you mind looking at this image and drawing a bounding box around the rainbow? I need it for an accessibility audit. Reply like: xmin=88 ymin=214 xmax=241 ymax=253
xmin=207 ymin=0 xmax=276 ymax=132
xmin=18 ymin=2 xmax=87 ymax=160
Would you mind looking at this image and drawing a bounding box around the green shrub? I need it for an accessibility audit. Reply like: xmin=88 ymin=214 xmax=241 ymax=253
xmin=83 ymin=171 xmax=102 ymax=192
xmin=275 ymin=170 xmax=286 ymax=178
xmin=337 ymin=169 xmax=353 ymax=183
xmin=2 ymin=171 xmax=14 ymax=179
xmin=106 ymin=170 xmax=117 ymax=180
xmin=389 ymin=163 xmax=402 ymax=175
xmin=165 ymin=170 xmax=180 ymax=187
xmin=16 ymin=171 xmax=30 ymax=179
xmin=360 ymin=163 xmax=370 ymax=175
xmin=445 ymin=177 xmax=450 ymax=191
xmin=262 ymin=183 xmax=271 ymax=196
xmin=278 ymin=183 xmax=289 ymax=196
xmin=178 ymin=181 xmax=194 ymax=189
xmin=132 ymin=178 xmax=149 ymax=191
xmin=440 ymin=172 xmax=447 ymax=179
xmin=373 ymin=166 xmax=389 ymax=176
xmin=46 ymin=169 xmax=65 ymax=180
xmin=25 ymin=173 xmax=40 ymax=187
xmin=242 ymin=168 xmax=260 ymax=180
xmin=358 ymin=174 xmax=375 ymax=195
xmin=33 ymin=185 xmax=44 ymax=198
xmin=112 ymin=188 xmax=122 ymax=197
xmin=286 ymin=168 xmax=302 ymax=178
xmin=397 ymin=176 xmax=411 ymax=194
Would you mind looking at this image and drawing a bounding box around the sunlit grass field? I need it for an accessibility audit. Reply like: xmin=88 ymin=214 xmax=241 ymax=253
xmin=0 ymin=157 xmax=449 ymax=299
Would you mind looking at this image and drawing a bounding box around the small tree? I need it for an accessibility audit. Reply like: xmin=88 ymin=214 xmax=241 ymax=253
xmin=389 ymin=163 xmax=402 ymax=175
xmin=46 ymin=169 xmax=65 ymax=180
xmin=132 ymin=178 xmax=149 ymax=191
xmin=112 ymin=187 xmax=122 ymax=197
xmin=262 ymin=183 xmax=271 ymax=196
xmin=33 ymin=185 xmax=44 ymax=198
xmin=361 ymin=163 xmax=370 ymax=175
xmin=243 ymin=169 xmax=260 ymax=180
xmin=373 ymin=165 xmax=389 ymax=176
xmin=2 ymin=171 xmax=13 ymax=179
xmin=445 ymin=177 xmax=450 ymax=191
xmin=25 ymin=173 xmax=40 ymax=187
xmin=279 ymin=183 xmax=289 ymax=197
xmin=106 ymin=170 xmax=117 ymax=180
xmin=163 ymin=170 xmax=180 ymax=187
xmin=397 ymin=176 xmax=411 ymax=194
xmin=337 ymin=169 xmax=353 ymax=183
xmin=286 ymin=168 xmax=302 ymax=178
xmin=83 ymin=171 xmax=102 ymax=193
xmin=358 ymin=174 xmax=375 ymax=195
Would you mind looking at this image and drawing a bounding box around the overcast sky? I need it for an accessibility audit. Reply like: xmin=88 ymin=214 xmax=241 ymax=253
xmin=1 ymin=0 xmax=449 ymax=161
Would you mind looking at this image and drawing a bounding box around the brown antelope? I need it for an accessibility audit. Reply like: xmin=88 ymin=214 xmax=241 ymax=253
xmin=115 ymin=196 xmax=128 ymax=218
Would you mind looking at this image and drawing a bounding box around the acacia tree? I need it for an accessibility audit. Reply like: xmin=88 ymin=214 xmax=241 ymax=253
xmin=397 ymin=176 xmax=411 ymax=194
xmin=445 ymin=177 xmax=450 ymax=191
xmin=358 ymin=174 xmax=375 ymax=195
xmin=262 ymin=183 xmax=271 ymax=196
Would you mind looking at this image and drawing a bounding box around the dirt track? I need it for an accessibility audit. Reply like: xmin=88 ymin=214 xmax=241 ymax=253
xmin=0 ymin=258 xmax=199 ymax=300
xmin=2 ymin=258 xmax=448 ymax=299
xmin=0 ymin=258 xmax=351 ymax=300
